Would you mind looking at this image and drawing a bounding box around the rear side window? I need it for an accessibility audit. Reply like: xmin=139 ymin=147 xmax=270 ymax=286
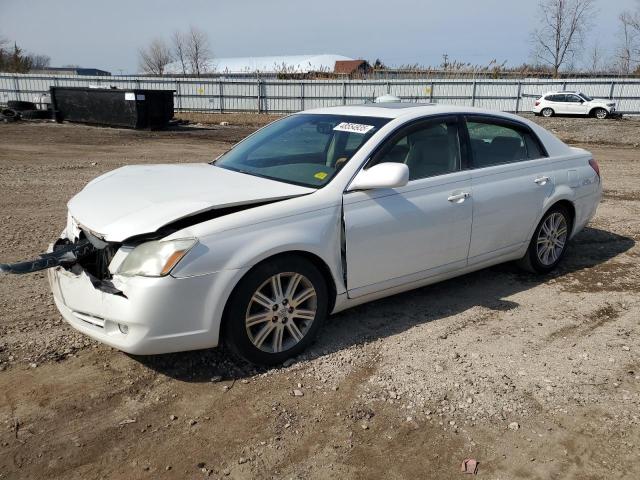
xmin=466 ymin=120 xmax=545 ymax=168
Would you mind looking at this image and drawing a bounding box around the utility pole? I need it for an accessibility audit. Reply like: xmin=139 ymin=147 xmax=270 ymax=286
xmin=442 ymin=53 xmax=449 ymax=69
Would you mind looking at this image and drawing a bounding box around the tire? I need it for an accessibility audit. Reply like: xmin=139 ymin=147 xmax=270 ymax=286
xmin=1 ymin=108 xmax=18 ymax=118
xmin=7 ymin=100 xmax=37 ymax=111
xmin=223 ymin=256 xmax=328 ymax=365
xmin=593 ymin=108 xmax=608 ymax=120
xmin=541 ymin=108 xmax=554 ymax=118
xmin=517 ymin=205 xmax=571 ymax=274
xmin=20 ymin=109 xmax=50 ymax=120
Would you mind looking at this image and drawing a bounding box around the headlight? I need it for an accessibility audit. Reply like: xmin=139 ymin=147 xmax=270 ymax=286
xmin=117 ymin=238 xmax=197 ymax=277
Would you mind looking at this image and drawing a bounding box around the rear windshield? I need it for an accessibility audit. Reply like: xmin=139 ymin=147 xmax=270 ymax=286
xmin=215 ymin=114 xmax=390 ymax=188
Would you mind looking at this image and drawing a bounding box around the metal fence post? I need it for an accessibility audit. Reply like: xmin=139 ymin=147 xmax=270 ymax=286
xmin=342 ymin=81 xmax=347 ymax=105
xmin=218 ymin=80 xmax=224 ymax=113
xmin=471 ymin=80 xmax=477 ymax=106
xmin=256 ymin=78 xmax=262 ymax=113
xmin=175 ymin=80 xmax=181 ymax=111
xmin=300 ymin=81 xmax=304 ymax=111
xmin=609 ymin=81 xmax=615 ymax=100
xmin=515 ymin=81 xmax=522 ymax=113
xmin=13 ymin=75 xmax=21 ymax=101
xmin=386 ymin=81 xmax=391 ymax=94
xmin=429 ymin=82 xmax=434 ymax=103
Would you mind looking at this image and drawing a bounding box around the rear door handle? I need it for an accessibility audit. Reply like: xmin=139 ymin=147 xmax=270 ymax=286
xmin=448 ymin=192 xmax=470 ymax=203
xmin=534 ymin=176 xmax=550 ymax=185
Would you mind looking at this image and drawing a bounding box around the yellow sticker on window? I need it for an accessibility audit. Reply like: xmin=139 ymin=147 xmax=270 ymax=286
xmin=314 ymin=172 xmax=328 ymax=180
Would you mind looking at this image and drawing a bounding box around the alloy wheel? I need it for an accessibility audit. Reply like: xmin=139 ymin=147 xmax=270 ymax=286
xmin=245 ymin=272 xmax=317 ymax=353
xmin=595 ymin=108 xmax=608 ymax=119
xmin=536 ymin=212 xmax=568 ymax=266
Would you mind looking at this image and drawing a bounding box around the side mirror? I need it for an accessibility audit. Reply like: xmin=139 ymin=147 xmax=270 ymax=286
xmin=348 ymin=162 xmax=409 ymax=191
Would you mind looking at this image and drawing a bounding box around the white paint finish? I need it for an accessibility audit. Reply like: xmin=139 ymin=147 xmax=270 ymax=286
xmin=50 ymin=104 xmax=602 ymax=356
xmin=532 ymin=91 xmax=616 ymax=117
xmin=67 ymin=164 xmax=314 ymax=242
xmin=468 ymin=159 xmax=552 ymax=259
xmin=348 ymin=162 xmax=409 ymax=191
xmin=343 ymin=171 xmax=473 ymax=296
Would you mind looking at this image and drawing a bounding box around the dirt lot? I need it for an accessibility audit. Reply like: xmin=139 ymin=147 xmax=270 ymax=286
xmin=0 ymin=116 xmax=639 ymax=480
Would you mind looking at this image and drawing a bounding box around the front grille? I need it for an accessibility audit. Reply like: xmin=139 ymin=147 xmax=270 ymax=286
xmin=55 ymin=229 xmax=120 ymax=281
xmin=77 ymin=242 xmax=118 ymax=281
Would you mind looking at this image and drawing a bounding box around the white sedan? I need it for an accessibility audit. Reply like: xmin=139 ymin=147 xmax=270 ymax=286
xmin=2 ymin=103 xmax=602 ymax=365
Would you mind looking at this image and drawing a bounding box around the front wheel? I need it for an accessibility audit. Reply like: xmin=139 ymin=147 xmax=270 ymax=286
xmin=593 ymin=108 xmax=608 ymax=120
xmin=223 ymin=256 xmax=328 ymax=365
xmin=518 ymin=206 xmax=571 ymax=274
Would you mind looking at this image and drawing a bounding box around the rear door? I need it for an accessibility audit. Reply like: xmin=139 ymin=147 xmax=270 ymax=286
xmin=464 ymin=116 xmax=554 ymax=264
xmin=551 ymin=94 xmax=570 ymax=114
xmin=343 ymin=116 xmax=473 ymax=298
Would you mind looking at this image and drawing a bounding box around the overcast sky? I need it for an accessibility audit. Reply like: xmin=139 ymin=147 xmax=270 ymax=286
xmin=0 ymin=0 xmax=637 ymax=73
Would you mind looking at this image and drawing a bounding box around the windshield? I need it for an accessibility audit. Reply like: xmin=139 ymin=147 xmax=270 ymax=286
xmin=215 ymin=114 xmax=390 ymax=188
xmin=578 ymin=92 xmax=593 ymax=101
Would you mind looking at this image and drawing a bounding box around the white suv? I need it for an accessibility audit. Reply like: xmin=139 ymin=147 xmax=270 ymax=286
xmin=533 ymin=91 xmax=616 ymax=119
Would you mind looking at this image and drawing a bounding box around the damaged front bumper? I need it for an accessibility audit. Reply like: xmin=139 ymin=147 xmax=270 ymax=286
xmin=0 ymin=239 xmax=95 ymax=274
xmin=2 ymin=228 xmax=225 ymax=355
xmin=48 ymin=263 xmax=222 ymax=355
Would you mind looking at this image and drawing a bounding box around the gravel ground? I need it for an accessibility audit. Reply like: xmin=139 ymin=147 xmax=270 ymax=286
xmin=0 ymin=116 xmax=639 ymax=479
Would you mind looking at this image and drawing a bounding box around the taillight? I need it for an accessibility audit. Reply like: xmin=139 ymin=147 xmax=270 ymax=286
xmin=535 ymin=100 xmax=540 ymax=106
xmin=589 ymin=158 xmax=600 ymax=178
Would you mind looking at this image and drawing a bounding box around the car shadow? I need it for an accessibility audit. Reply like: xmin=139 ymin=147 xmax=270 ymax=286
xmin=133 ymin=226 xmax=635 ymax=382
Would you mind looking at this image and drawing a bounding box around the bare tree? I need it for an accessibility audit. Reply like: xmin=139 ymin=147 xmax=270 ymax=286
xmin=186 ymin=27 xmax=211 ymax=76
xmin=617 ymin=11 xmax=639 ymax=74
xmin=532 ymin=0 xmax=595 ymax=77
xmin=171 ymin=31 xmax=188 ymax=75
xmin=138 ymin=38 xmax=173 ymax=75
xmin=27 ymin=54 xmax=50 ymax=70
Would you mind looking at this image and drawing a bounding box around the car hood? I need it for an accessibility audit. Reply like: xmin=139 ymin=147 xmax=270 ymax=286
xmin=68 ymin=164 xmax=314 ymax=242
xmin=589 ymin=98 xmax=615 ymax=105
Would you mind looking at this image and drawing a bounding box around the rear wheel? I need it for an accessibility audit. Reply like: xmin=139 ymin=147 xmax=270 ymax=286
xmin=518 ymin=206 xmax=571 ymax=274
xmin=541 ymin=108 xmax=554 ymax=118
xmin=593 ymin=108 xmax=608 ymax=119
xmin=223 ymin=256 xmax=328 ymax=365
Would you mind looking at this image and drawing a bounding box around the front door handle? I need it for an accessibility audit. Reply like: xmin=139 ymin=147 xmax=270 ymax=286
xmin=534 ymin=176 xmax=550 ymax=185
xmin=448 ymin=192 xmax=470 ymax=203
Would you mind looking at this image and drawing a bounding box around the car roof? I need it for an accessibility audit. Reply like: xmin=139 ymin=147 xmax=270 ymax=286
xmin=300 ymin=103 xmax=525 ymax=120
xmin=544 ymin=91 xmax=581 ymax=95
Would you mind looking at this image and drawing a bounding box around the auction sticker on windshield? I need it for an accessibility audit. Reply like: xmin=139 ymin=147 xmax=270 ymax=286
xmin=333 ymin=122 xmax=375 ymax=134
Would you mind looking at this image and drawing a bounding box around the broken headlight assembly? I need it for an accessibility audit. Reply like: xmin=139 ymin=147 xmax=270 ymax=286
xmin=116 ymin=238 xmax=197 ymax=277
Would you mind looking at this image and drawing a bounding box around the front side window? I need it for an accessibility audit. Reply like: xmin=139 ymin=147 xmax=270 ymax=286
xmin=467 ymin=120 xmax=544 ymax=168
xmin=369 ymin=118 xmax=461 ymax=181
xmin=566 ymin=95 xmax=583 ymax=103
xmin=216 ymin=114 xmax=389 ymax=188
xmin=578 ymin=92 xmax=593 ymax=101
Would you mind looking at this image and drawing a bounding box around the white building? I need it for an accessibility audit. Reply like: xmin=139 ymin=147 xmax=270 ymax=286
xmin=165 ymin=54 xmax=354 ymax=75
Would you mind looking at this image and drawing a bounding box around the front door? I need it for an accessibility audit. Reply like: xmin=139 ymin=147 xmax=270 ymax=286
xmin=343 ymin=116 xmax=473 ymax=298
xmin=565 ymin=94 xmax=589 ymax=115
